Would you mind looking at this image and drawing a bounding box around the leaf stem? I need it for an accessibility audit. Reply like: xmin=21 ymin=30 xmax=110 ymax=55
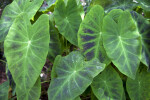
xmin=0 ymin=59 xmax=7 ymax=63
xmin=41 ymin=81 xmax=50 ymax=84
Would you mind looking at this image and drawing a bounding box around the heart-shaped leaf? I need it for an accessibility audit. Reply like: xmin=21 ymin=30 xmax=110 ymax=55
xmin=78 ymin=5 xmax=110 ymax=65
xmin=0 ymin=81 xmax=9 ymax=100
xmin=54 ymin=0 xmax=82 ymax=46
xmin=16 ymin=77 xmax=41 ymax=100
xmin=136 ymin=0 xmax=150 ymax=11
xmin=91 ymin=65 xmax=125 ymax=100
xmin=48 ymin=51 xmax=105 ymax=100
xmin=4 ymin=13 xmax=49 ymax=99
xmin=102 ymin=10 xmax=141 ymax=79
xmin=126 ymin=66 xmax=150 ymax=100
xmin=131 ymin=11 xmax=150 ymax=70
xmin=0 ymin=0 xmax=44 ymax=42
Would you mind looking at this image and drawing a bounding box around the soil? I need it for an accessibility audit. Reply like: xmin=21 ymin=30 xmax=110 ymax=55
xmin=0 ymin=62 xmax=7 ymax=84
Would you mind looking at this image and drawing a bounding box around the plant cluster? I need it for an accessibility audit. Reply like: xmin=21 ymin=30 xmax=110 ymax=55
xmin=0 ymin=0 xmax=150 ymax=100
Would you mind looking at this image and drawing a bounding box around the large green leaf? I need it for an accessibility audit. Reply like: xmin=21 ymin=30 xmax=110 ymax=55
xmin=90 ymin=0 xmax=137 ymax=13
xmin=48 ymin=14 xmax=62 ymax=62
xmin=0 ymin=0 xmax=44 ymax=42
xmin=0 ymin=81 xmax=9 ymax=100
xmin=126 ymin=66 xmax=150 ymax=100
xmin=102 ymin=10 xmax=141 ymax=79
xmin=48 ymin=51 xmax=105 ymax=100
xmin=54 ymin=0 xmax=82 ymax=46
xmin=91 ymin=65 xmax=125 ymax=100
xmin=136 ymin=0 xmax=150 ymax=11
xmin=131 ymin=11 xmax=150 ymax=70
xmin=78 ymin=5 xmax=110 ymax=65
xmin=4 ymin=13 xmax=49 ymax=99
xmin=16 ymin=77 xmax=41 ymax=100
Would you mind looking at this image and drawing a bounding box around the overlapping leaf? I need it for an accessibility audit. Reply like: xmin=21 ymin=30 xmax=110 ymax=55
xmin=78 ymin=5 xmax=110 ymax=65
xmin=102 ymin=10 xmax=141 ymax=79
xmin=16 ymin=77 xmax=41 ymax=100
xmin=131 ymin=11 xmax=150 ymax=70
xmin=0 ymin=0 xmax=44 ymax=42
xmin=91 ymin=65 xmax=125 ymax=100
xmin=4 ymin=13 xmax=49 ymax=99
xmin=40 ymin=0 xmax=56 ymax=11
xmin=0 ymin=81 xmax=9 ymax=100
xmin=48 ymin=51 xmax=105 ymax=100
xmin=48 ymin=14 xmax=62 ymax=62
xmin=126 ymin=66 xmax=150 ymax=100
xmin=54 ymin=0 xmax=82 ymax=46
xmin=90 ymin=0 xmax=137 ymax=13
xmin=136 ymin=0 xmax=150 ymax=11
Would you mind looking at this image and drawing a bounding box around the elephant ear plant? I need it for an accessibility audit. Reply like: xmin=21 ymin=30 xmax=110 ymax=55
xmin=0 ymin=0 xmax=150 ymax=100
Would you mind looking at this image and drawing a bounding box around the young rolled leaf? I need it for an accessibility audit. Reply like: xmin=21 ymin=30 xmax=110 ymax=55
xmin=126 ymin=66 xmax=150 ymax=100
xmin=0 ymin=0 xmax=44 ymax=42
xmin=48 ymin=51 xmax=105 ymax=100
xmin=4 ymin=13 xmax=49 ymax=99
xmin=102 ymin=10 xmax=141 ymax=79
xmin=91 ymin=65 xmax=125 ymax=100
xmin=131 ymin=11 xmax=150 ymax=70
xmin=136 ymin=0 xmax=150 ymax=11
xmin=48 ymin=14 xmax=62 ymax=62
xmin=54 ymin=0 xmax=82 ymax=46
xmin=16 ymin=77 xmax=41 ymax=100
xmin=78 ymin=5 xmax=110 ymax=65
xmin=0 ymin=81 xmax=9 ymax=100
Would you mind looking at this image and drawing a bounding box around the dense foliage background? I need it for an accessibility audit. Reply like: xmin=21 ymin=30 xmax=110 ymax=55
xmin=0 ymin=0 xmax=150 ymax=100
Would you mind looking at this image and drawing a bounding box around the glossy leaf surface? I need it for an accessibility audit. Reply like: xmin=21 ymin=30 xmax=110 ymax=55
xmin=127 ymin=66 xmax=150 ymax=100
xmin=0 ymin=0 xmax=44 ymax=42
xmin=0 ymin=81 xmax=9 ymax=100
xmin=48 ymin=51 xmax=105 ymax=100
xmin=16 ymin=77 xmax=41 ymax=100
xmin=78 ymin=5 xmax=110 ymax=65
xmin=102 ymin=10 xmax=141 ymax=79
xmin=131 ymin=11 xmax=150 ymax=70
xmin=91 ymin=65 xmax=125 ymax=100
xmin=54 ymin=0 xmax=82 ymax=46
xmin=4 ymin=13 xmax=49 ymax=99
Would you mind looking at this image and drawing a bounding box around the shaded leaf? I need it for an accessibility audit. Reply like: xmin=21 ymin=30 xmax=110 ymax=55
xmin=48 ymin=51 xmax=105 ymax=100
xmin=0 ymin=81 xmax=9 ymax=100
xmin=54 ymin=0 xmax=82 ymax=46
xmin=78 ymin=5 xmax=110 ymax=65
xmin=0 ymin=0 xmax=44 ymax=42
xmin=126 ymin=65 xmax=150 ymax=100
xmin=90 ymin=0 xmax=137 ymax=13
xmin=131 ymin=11 xmax=150 ymax=70
xmin=4 ymin=13 xmax=49 ymax=99
xmin=91 ymin=65 xmax=125 ymax=100
xmin=48 ymin=14 xmax=62 ymax=62
xmin=102 ymin=10 xmax=141 ymax=79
